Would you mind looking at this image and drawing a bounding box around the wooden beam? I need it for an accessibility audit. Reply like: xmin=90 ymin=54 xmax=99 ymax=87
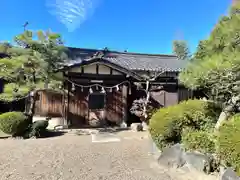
xmin=96 ymin=64 xmax=99 ymax=74
xmin=66 ymin=72 xmax=110 ymax=78
xmin=67 ymin=73 xmax=126 ymax=81
xmin=67 ymin=79 xmax=126 ymax=85
xmin=136 ymin=81 xmax=177 ymax=85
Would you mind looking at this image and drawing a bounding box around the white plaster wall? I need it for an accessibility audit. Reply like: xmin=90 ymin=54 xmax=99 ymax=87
xmin=112 ymin=70 xmax=122 ymax=75
xmin=98 ymin=64 xmax=110 ymax=74
xmin=68 ymin=63 xmax=123 ymax=75
xmin=83 ymin=64 xmax=97 ymax=74
xmin=69 ymin=67 xmax=82 ymax=73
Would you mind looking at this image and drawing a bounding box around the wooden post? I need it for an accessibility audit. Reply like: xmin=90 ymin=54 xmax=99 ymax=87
xmin=63 ymin=80 xmax=68 ymax=128
xmin=121 ymin=84 xmax=128 ymax=127
xmin=163 ymin=91 xmax=166 ymax=107
xmin=67 ymin=80 xmax=71 ymax=127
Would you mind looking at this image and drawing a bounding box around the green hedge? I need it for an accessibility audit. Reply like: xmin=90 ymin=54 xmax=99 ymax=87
xmin=218 ymin=114 xmax=240 ymax=174
xmin=0 ymin=111 xmax=30 ymax=136
xmin=149 ymin=99 xmax=220 ymax=150
xmin=182 ymin=128 xmax=216 ymax=154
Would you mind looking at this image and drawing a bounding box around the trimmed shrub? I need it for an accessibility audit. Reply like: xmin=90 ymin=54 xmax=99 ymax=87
xmin=181 ymin=128 xmax=216 ymax=154
xmin=0 ymin=111 xmax=30 ymax=136
xmin=149 ymin=105 xmax=182 ymax=149
xmin=149 ymin=99 xmax=220 ymax=150
xmin=218 ymin=114 xmax=240 ymax=174
xmin=27 ymin=120 xmax=49 ymax=138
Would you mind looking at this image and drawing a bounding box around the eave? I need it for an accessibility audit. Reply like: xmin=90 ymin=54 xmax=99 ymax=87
xmin=58 ymin=57 xmax=146 ymax=81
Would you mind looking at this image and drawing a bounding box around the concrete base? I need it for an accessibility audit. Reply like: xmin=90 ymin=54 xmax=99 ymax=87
xmin=32 ymin=116 xmax=67 ymax=130
xmin=142 ymin=122 xmax=148 ymax=131
xmin=120 ymin=122 xmax=127 ymax=128
xmin=32 ymin=116 xmax=47 ymax=122
xmin=49 ymin=117 xmax=68 ymax=130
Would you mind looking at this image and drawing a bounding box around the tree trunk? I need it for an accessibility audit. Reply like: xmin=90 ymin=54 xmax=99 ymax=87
xmin=143 ymin=92 xmax=150 ymax=120
xmin=215 ymin=111 xmax=231 ymax=130
xmin=215 ymin=100 xmax=236 ymax=130
xmin=27 ymin=90 xmax=37 ymax=116
xmin=44 ymin=80 xmax=49 ymax=89
xmin=143 ymin=81 xmax=150 ymax=121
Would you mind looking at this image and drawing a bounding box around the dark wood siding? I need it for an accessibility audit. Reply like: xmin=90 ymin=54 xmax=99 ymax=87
xmin=150 ymin=91 xmax=165 ymax=107
xmin=67 ymin=87 xmax=125 ymax=127
xmin=115 ymin=88 xmax=124 ymax=123
xmin=34 ymin=85 xmax=198 ymax=127
xmin=178 ymin=87 xmax=194 ymax=102
xmin=164 ymin=85 xmax=178 ymax=107
xmin=34 ymin=90 xmax=64 ymax=117
xmin=105 ymin=91 xmax=115 ymax=122
xmin=68 ymin=87 xmax=88 ymax=127
xmin=105 ymin=89 xmax=124 ymax=125
xmin=149 ymin=85 xmax=179 ymax=107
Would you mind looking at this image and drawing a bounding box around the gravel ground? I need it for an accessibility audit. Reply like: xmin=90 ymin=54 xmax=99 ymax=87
xmin=0 ymin=131 xmax=217 ymax=180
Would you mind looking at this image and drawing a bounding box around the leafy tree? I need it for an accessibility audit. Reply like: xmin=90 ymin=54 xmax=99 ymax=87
xmin=14 ymin=30 xmax=67 ymax=88
xmin=179 ymin=2 xmax=240 ymax=129
xmin=0 ymin=42 xmax=37 ymax=101
xmin=0 ymin=30 xmax=67 ymax=110
xmin=172 ymin=40 xmax=191 ymax=60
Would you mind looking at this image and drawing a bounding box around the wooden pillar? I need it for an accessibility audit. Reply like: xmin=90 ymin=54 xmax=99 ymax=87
xmin=163 ymin=91 xmax=166 ymax=107
xmin=67 ymin=80 xmax=71 ymax=127
xmin=177 ymin=77 xmax=180 ymax=103
xmin=63 ymin=80 xmax=68 ymax=128
xmin=121 ymin=84 xmax=128 ymax=127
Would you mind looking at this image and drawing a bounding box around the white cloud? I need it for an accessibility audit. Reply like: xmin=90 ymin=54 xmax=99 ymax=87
xmin=46 ymin=0 xmax=100 ymax=32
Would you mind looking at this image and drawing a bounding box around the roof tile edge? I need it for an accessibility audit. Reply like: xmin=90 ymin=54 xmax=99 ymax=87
xmin=66 ymin=46 xmax=177 ymax=58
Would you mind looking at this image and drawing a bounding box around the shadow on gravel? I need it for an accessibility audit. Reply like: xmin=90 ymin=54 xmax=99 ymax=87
xmin=97 ymin=127 xmax=130 ymax=134
xmin=74 ymin=127 xmax=130 ymax=136
xmin=38 ymin=130 xmax=67 ymax=139
xmin=0 ymin=136 xmax=10 ymax=139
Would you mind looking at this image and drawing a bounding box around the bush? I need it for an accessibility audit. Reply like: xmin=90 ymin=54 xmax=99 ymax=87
xmin=218 ymin=114 xmax=240 ymax=174
xmin=27 ymin=120 xmax=49 ymax=138
xmin=0 ymin=111 xmax=30 ymax=136
xmin=149 ymin=99 xmax=220 ymax=150
xmin=181 ymin=128 xmax=216 ymax=154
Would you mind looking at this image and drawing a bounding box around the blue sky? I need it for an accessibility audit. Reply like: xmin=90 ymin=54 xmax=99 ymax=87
xmin=1 ymin=0 xmax=231 ymax=54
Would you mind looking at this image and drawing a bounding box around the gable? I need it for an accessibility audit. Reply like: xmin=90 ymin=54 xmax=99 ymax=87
xmin=61 ymin=57 xmax=145 ymax=81
xmin=68 ymin=62 xmax=123 ymax=75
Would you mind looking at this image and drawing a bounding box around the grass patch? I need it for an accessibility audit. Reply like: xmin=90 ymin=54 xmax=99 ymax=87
xmin=0 ymin=130 xmax=10 ymax=138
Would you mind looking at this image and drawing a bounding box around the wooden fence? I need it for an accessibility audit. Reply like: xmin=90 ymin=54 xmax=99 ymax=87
xmin=34 ymin=90 xmax=65 ymax=117
xmin=33 ymin=88 xmax=126 ymax=127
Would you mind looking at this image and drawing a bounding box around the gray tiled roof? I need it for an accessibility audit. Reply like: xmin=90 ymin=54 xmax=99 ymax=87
xmin=64 ymin=47 xmax=187 ymax=72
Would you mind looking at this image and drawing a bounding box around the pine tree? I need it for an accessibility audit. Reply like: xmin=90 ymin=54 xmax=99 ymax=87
xmin=0 ymin=30 xmax=67 ymax=102
xmin=172 ymin=40 xmax=191 ymax=60
xmin=179 ymin=2 xmax=240 ymax=129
